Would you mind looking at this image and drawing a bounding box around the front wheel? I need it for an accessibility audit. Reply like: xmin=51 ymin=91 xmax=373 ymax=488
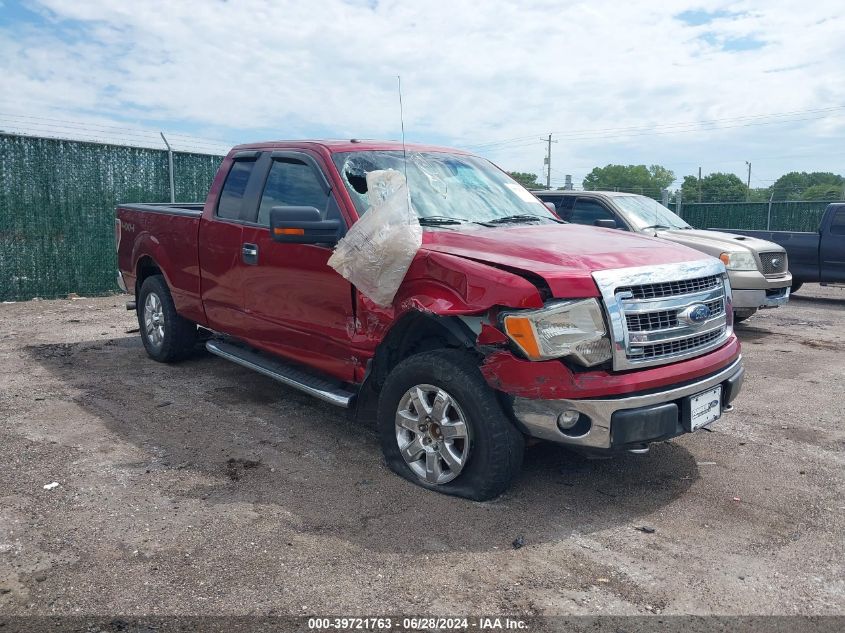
xmin=377 ymin=349 xmax=525 ymax=501
xmin=733 ymin=309 xmax=756 ymax=323
xmin=790 ymin=281 xmax=803 ymax=294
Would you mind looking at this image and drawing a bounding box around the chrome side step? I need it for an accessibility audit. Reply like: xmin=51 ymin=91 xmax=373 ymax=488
xmin=205 ymin=340 xmax=355 ymax=408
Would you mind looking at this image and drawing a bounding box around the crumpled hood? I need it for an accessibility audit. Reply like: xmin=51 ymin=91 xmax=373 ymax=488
xmin=421 ymin=224 xmax=713 ymax=298
xmin=657 ymin=228 xmax=785 ymax=256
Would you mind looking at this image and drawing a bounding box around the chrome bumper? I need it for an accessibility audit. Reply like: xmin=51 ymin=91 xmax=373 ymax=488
xmin=511 ymin=357 xmax=744 ymax=450
xmin=117 ymin=271 xmax=128 ymax=293
xmin=732 ymin=287 xmax=789 ymax=309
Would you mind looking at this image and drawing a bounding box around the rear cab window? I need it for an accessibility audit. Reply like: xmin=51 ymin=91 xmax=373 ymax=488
xmin=217 ymin=159 xmax=257 ymax=220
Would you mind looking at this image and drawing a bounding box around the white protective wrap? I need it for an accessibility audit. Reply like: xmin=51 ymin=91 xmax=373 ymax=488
xmin=328 ymin=169 xmax=422 ymax=307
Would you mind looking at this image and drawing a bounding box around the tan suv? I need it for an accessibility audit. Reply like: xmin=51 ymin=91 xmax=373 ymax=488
xmin=534 ymin=191 xmax=792 ymax=322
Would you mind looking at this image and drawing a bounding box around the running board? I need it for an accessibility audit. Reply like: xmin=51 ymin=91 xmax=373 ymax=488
xmin=205 ymin=340 xmax=354 ymax=408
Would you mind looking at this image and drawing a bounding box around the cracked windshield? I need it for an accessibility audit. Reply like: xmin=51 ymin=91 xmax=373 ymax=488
xmin=333 ymin=150 xmax=560 ymax=226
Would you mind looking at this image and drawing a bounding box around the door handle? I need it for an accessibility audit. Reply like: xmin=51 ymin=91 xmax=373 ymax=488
xmin=242 ymin=243 xmax=258 ymax=265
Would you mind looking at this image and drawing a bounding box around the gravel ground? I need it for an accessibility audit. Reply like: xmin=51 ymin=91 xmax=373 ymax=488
xmin=0 ymin=286 xmax=843 ymax=618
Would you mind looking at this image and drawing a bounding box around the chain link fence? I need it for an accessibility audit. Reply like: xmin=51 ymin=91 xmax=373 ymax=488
xmin=0 ymin=133 xmax=222 ymax=301
xmin=678 ymin=200 xmax=829 ymax=232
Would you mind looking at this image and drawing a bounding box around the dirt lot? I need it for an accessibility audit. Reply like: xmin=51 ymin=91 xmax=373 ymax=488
xmin=0 ymin=286 xmax=843 ymax=618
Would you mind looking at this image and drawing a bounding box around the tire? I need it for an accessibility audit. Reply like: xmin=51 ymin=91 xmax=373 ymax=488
xmin=377 ymin=349 xmax=525 ymax=501
xmin=137 ymin=275 xmax=197 ymax=363
xmin=790 ymin=281 xmax=803 ymax=294
xmin=733 ymin=309 xmax=755 ymax=323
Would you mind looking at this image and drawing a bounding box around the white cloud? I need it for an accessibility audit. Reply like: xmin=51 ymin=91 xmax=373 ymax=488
xmin=0 ymin=0 xmax=843 ymax=186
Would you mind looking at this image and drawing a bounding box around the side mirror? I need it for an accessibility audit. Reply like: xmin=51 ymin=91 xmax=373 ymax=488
xmin=594 ymin=218 xmax=617 ymax=229
xmin=544 ymin=201 xmax=557 ymax=213
xmin=269 ymin=206 xmax=342 ymax=244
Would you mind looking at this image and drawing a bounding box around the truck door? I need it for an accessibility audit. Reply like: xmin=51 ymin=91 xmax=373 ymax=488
xmin=239 ymin=151 xmax=356 ymax=382
xmin=198 ymin=152 xmax=262 ymax=339
xmin=820 ymin=206 xmax=845 ymax=283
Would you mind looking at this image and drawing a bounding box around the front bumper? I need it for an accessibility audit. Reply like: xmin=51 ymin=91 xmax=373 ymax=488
xmin=511 ymin=357 xmax=744 ymax=450
xmin=728 ymin=270 xmax=791 ymax=309
xmin=732 ymin=286 xmax=789 ymax=310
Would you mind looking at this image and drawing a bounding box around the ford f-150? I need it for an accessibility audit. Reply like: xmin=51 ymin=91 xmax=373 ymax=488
xmin=533 ymin=190 xmax=792 ymax=322
xmin=715 ymin=202 xmax=845 ymax=294
xmin=116 ymin=140 xmax=744 ymax=500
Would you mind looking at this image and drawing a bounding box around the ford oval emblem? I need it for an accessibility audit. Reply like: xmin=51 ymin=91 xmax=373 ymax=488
xmin=681 ymin=303 xmax=711 ymax=325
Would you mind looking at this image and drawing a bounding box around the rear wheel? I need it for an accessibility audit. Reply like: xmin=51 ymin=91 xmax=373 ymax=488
xmin=137 ymin=275 xmax=197 ymax=362
xmin=378 ymin=349 xmax=525 ymax=501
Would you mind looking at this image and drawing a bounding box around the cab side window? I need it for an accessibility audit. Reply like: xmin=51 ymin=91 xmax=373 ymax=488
xmin=554 ymin=196 xmax=576 ymax=220
xmin=571 ymin=198 xmax=616 ymax=226
xmin=829 ymin=208 xmax=845 ymax=236
xmin=217 ymin=159 xmax=257 ymax=220
xmin=257 ymin=158 xmax=330 ymax=226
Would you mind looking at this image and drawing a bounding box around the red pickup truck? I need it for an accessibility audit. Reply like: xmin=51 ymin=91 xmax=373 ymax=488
xmin=116 ymin=140 xmax=744 ymax=500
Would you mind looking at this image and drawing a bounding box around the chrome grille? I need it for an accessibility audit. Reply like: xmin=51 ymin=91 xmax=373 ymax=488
xmin=616 ymin=275 xmax=720 ymax=299
xmin=637 ymin=329 xmax=724 ymax=359
xmin=626 ymin=298 xmax=724 ymax=332
xmin=626 ymin=309 xmax=676 ymax=332
xmin=592 ymin=261 xmax=733 ymax=370
xmin=759 ymin=251 xmax=788 ymax=275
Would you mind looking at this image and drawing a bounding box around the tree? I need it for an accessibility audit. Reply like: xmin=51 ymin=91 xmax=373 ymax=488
xmin=801 ymin=183 xmax=844 ymax=201
xmin=582 ymin=164 xmax=674 ymax=199
xmin=770 ymin=171 xmax=844 ymax=200
xmin=507 ymin=171 xmax=545 ymax=189
xmin=681 ymin=172 xmax=747 ymax=202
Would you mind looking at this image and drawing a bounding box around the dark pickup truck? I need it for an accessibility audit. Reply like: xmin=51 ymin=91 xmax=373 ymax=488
xmin=720 ymin=203 xmax=845 ymax=293
xmin=116 ymin=140 xmax=744 ymax=500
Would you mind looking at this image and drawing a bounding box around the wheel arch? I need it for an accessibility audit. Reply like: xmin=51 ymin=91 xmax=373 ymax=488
xmin=135 ymin=255 xmax=164 ymax=295
xmin=352 ymin=310 xmax=480 ymax=421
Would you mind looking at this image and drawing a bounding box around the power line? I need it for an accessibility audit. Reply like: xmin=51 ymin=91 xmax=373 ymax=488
xmin=468 ymin=105 xmax=845 ymax=150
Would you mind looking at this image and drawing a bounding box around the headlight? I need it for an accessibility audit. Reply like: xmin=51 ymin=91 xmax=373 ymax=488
xmin=719 ymin=251 xmax=757 ymax=271
xmin=502 ymin=299 xmax=612 ymax=366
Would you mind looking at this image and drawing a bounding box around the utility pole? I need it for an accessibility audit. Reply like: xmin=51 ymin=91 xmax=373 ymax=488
xmin=767 ymin=190 xmax=774 ymax=230
xmin=543 ymin=133 xmax=557 ymax=189
xmin=745 ymin=160 xmax=752 ymax=202
xmin=698 ymin=166 xmax=702 ymax=203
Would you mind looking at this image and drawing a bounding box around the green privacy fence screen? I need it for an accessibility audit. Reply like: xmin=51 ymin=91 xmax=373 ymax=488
xmin=678 ymin=200 xmax=830 ymax=232
xmin=0 ymin=133 xmax=223 ymax=301
xmin=0 ymin=132 xmax=837 ymax=301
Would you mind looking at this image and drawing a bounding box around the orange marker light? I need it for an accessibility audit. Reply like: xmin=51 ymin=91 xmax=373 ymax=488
xmin=274 ymin=227 xmax=305 ymax=236
xmin=503 ymin=315 xmax=541 ymax=359
xmin=719 ymin=253 xmax=731 ymax=266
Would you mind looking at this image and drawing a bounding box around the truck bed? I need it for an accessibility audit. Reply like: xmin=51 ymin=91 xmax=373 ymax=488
xmin=116 ymin=202 xmax=206 ymax=324
xmin=118 ymin=202 xmax=204 ymax=216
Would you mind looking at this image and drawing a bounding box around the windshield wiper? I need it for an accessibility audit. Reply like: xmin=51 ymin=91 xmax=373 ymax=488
xmin=486 ymin=214 xmax=557 ymax=225
xmin=418 ymin=216 xmax=465 ymax=226
xmin=641 ymin=224 xmax=674 ymax=231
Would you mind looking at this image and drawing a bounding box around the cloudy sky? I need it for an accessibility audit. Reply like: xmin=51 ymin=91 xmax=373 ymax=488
xmin=0 ymin=0 xmax=843 ymax=190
